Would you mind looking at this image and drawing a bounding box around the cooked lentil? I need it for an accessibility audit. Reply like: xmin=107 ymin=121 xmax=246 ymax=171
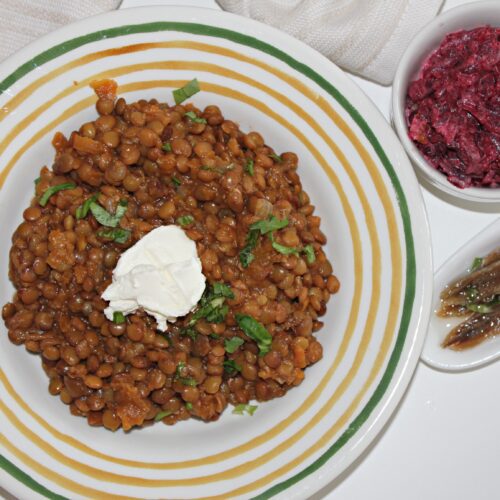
xmin=2 ymin=80 xmax=339 ymax=431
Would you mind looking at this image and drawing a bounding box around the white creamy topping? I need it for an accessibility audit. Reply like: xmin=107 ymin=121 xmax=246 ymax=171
xmin=102 ymin=225 xmax=206 ymax=331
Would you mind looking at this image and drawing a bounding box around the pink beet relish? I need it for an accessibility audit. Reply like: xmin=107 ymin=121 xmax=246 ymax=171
xmin=405 ymin=26 xmax=499 ymax=189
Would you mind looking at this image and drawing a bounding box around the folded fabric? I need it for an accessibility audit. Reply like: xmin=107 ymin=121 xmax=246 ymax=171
xmin=217 ymin=0 xmax=444 ymax=85
xmin=0 ymin=0 xmax=120 ymax=62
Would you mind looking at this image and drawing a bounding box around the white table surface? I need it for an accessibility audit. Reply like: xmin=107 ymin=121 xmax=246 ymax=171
xmin=2 ymin=1 xmax=496 ymax=499
xmin=118 ymin=1 xmax=499 ymax=499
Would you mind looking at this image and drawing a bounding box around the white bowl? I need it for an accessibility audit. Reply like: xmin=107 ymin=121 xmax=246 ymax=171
xmin=392 ymin=1 xmax=500 ymax=208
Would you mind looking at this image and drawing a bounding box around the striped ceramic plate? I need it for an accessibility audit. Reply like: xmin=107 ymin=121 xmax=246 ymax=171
xmin=0 ymin=7 xmax=432 ymax=499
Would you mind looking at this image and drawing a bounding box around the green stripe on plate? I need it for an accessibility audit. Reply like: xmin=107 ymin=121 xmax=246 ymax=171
xmin=0 ymin=454 xmax=67 ymax=500
xmin=0 ymin=21 xmax=416 ymax=500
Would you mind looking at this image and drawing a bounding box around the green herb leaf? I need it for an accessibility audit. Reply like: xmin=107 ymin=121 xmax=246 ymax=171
xmin=189 ymin=284 xmax=233 ymax=326
xmin=113 ymin=311 xmax=125 ymax=324
xmin=250 ymin=215 xmax=289 ymax=235
xmin=179 ymin=377 xmax=198 ymax=387
xmin=162 ymin=142 xmax=172 ymax=152
xmin=75 ymin=193 xmax=99 ymax=220
xmin=239 ymin=229 xmax=259 ymax=268
xmin=245 ymin=158 xmax=254 ymax=176
xmin=176 ymin=215 xmax=194 ymax=227
xmin=181 ymin=327 xmax=198 ymax=340
xmin=232 ymin=404 xmax=258 ymax=416
xmin=97 ymin=228 xmax=131 ymax=244
xmin=174 ymin=361 xmax=198 ymax=386
xmin=90 ymin=199 xmax=128 ymax=227
xmin=190 ymin=296 xmax=226 ymax=324
xmin=34 ymin=177 xmax=41 ymax=185
xmin=271 ymin=240 xmax=299 ymax=256
xmin=172 ymin=176 xmax=181 ymax=188
xmin=467 ymin=303 xmax=496 ymax=314
xmin=302 ymin=244 xmax=316 ymax=264
xmin=212 ymin=282 xmax=235 ymax=299
xmin=154 ymin=410 xmax=172 ymax=422
xmin=205 ymin=304 xmax=228 ymax=323
xmin=470 ymin=257 xmax=483 ymax=272
xmin=268 ymin=153 xmax=282 ymax=163
xmin=235 ymin=314 xmax=272 ymax=356
xmin=185 ymin=402 xmax=193 ymax=410
xmin=175 ymin=361 xmax=186 ymax=378
xmin=39 ymin=182 xmax=76 ymax=207
xmin=184 ymin=111 xmax=207 ymax=124
xmin=224 ymin=336 xmax=244 ymax=354
xmin=172 ymin=78 xmax=200 ymax=105
xmin=209 ymin=333 xmax=221 ymax=340
xmin=223 ymin=359 xmax=241 ymax=375
xmin=240 ymin=216 xmax=289 ymax=267
xmin=466 ymin=287 xmax=479 ymax=303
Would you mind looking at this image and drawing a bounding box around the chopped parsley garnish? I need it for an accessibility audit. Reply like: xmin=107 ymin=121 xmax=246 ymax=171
xmin=236 ymin=314 xmax=272 ymax=356
xmin=467 ymin=302 xmax=498 ymax=314
xmin=154 ymin=410 xmax=172 ymax=422
xmin=245 ymin=158 xmax=254 ymax=176
xmin=189 ymin=296 xmax=227 ymax=324
xmin=239 ymin=216 xmax=289 ymax=268
xmin=302 ymin=244 xmax=316 ymax=264
xmin=185 ymin=111 xmax=207 ymax=124
xmin=189 ymin=283 xmax=234 ymax=326
xmin=34 ymin=177 xmax=41 ymax=185
xmin=162 ymin=142 xmax=172 ymax=152
xmin=112 ymin=311 xmax=125 ymax=324
xmin=466 ymin=287 xmax=479 ymax=303
xmin=271 ymin=239 xmax=299 ymax=256
xmin=268 ymin=153 xmax=282 ymax=163
xmin=250 ymin=215 xmax=289 ymax=235
xmin=97 ymin=227 xmax=131 ymax=244
xmin=175 ymin=361 xmax=186 ymax=378
xmin=185 ymin=402 xmax=193 ymax=410
xmin=172 ymin=176 xmax=182 ymax=188
xmin=232 ymin=404 xmax=258 ymax=416
xmin=239 ymin=229 xmax=259 ymax=268
xmin=39 ymin=182 xmax=76 ymax=207
xmin=179 ymin=377 xmax=197 ymax=387
xmin=212 ymin=282 xmax=235 ymax=298
xmin=176 ymin=215 xmax=194 ymax=227
xmin=90 ymin=199 xmax=128 ymax=227
xmin=181 ymin=326 xmax=198 ymax=340
xmin=75 ymin=193 xmax=98 ymax=220
xmin=224 ymin=336 xmax=244 ymax=354
xmin=172 ymin=78 xmax=201 ymax=105
xmin=223 ymin=359 xmax=241 ymax=375
xmin=209 ymin=333 xmax=221 ymax=340
xmin=471 ymin=257 xmax=483 ymax=272
xmin=174 ymin=362 xmax=198 ymax=386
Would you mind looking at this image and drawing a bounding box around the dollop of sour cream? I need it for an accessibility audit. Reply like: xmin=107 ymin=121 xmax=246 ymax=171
xmin=102 ymin=225 xmax=206 ymax=331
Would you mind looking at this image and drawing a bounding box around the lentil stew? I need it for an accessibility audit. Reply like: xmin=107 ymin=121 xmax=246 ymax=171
xmin=2 ymin=80 xmax=339 ymax=431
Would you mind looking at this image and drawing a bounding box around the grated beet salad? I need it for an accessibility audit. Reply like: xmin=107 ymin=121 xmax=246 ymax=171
xmin=405 ymin=26 xmax=499 ymax=189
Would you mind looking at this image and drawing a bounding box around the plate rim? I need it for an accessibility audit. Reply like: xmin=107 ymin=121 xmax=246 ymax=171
xmin=0 ymin=5 xmax=433 ymax=499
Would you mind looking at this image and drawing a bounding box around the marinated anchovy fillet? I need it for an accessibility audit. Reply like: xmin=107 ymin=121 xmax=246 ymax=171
xmin=438 ymin=246 xmax=500 ymax=350
xmin=438 ymin=259 xmax=500 ymax=316
xmin=442 ymin=307 xmax=500 ymax=350
xmin=2 ymin=80 xmax=340 ymax=431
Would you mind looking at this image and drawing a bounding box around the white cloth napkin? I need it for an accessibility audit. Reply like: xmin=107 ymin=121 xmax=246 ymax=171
xmin=217 ymin=0 xmax=444 ymax=85
xmin=0 ymin=0 xmax=120 ymax=62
